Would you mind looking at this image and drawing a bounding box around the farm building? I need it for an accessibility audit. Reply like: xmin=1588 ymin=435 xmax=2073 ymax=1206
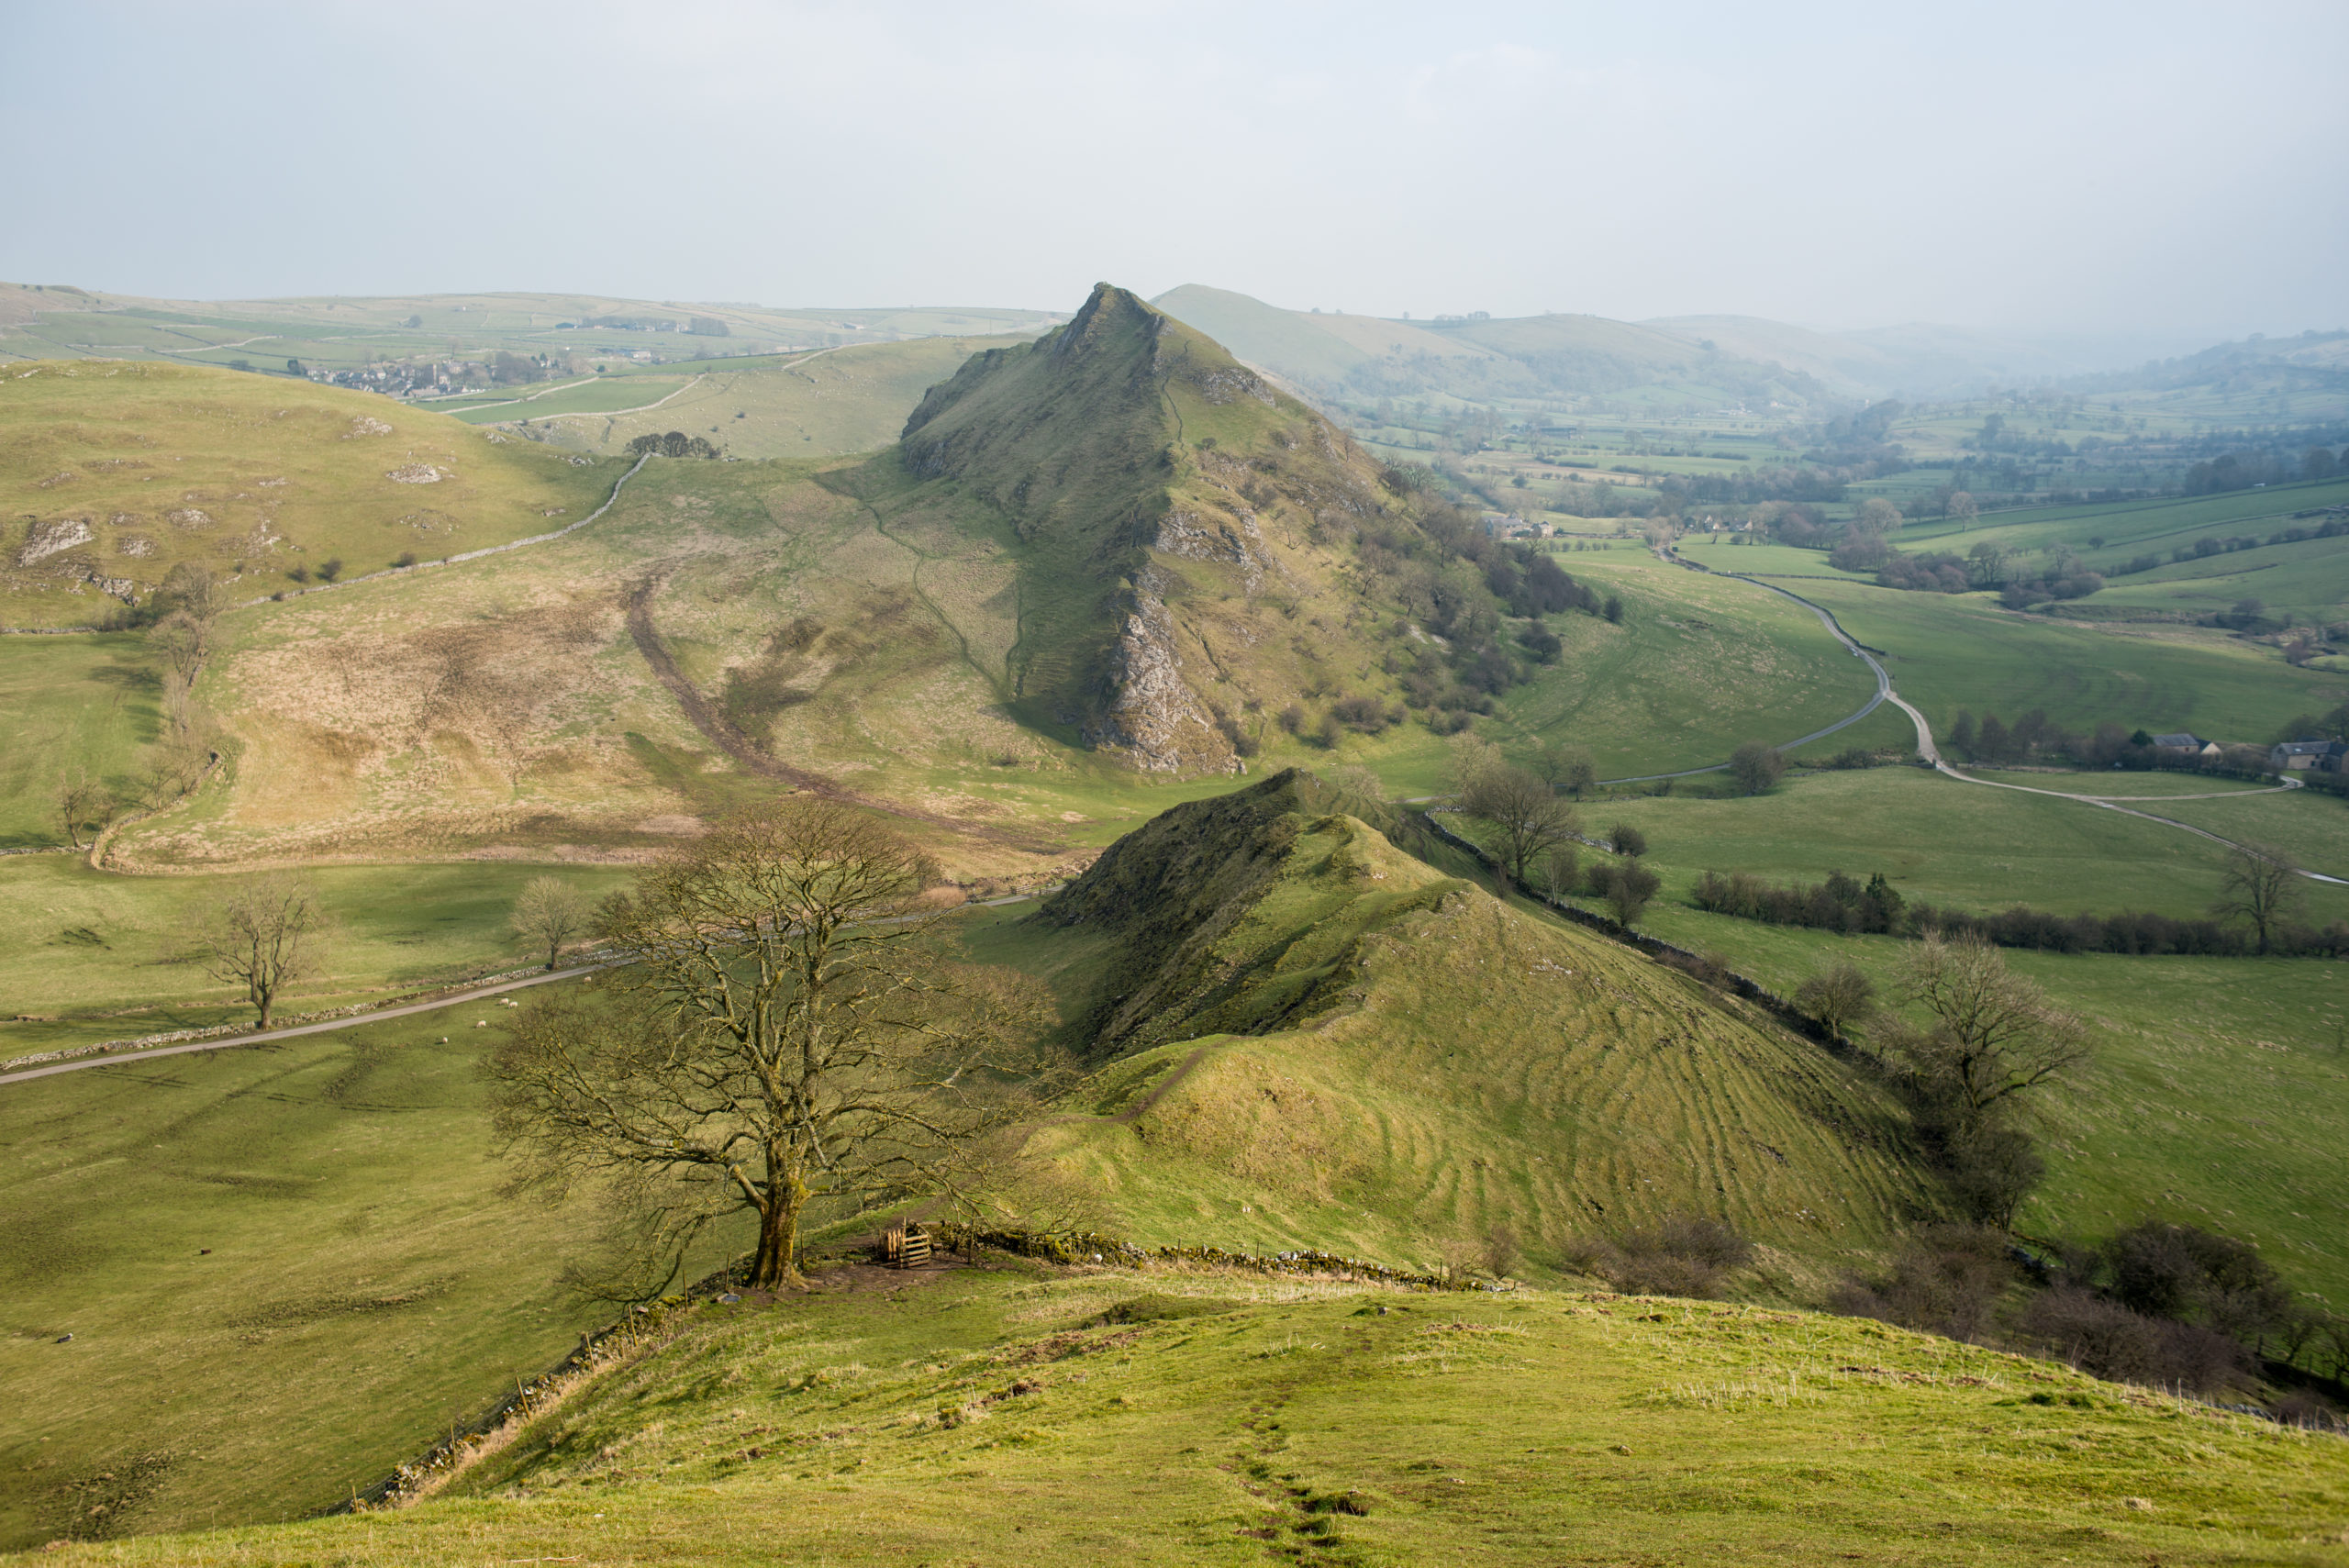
xmin=2270 ymin=739 xmax=2348 ymax=772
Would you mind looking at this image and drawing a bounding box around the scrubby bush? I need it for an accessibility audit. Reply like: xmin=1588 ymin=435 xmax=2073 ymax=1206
xmin=1828 ymin=1227 xmax=2017 ymax=1342
xmin=1569 ymin=1216 xmax=1754 ymax=1299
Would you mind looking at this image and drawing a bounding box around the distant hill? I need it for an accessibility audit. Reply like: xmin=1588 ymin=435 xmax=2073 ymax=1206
xmin=1153 ymin=284 xmax=2250 ymax=411
xmin=0 ymin=280 xmax=1059 ymax=372
xmin=0 ymin=360 xmax=617 ymax=628
xmin=1152 ymin=284 xmax=1830 ymax=411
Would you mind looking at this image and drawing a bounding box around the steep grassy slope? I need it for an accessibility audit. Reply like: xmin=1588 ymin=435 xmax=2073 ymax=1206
xmin=891 ymin=283 xmax=1465 ymax=773
xmin=972 ymin=772 xmax=1936 ymax=1268
xmin=1 ymin=361 xmax=616 ymax=628
xmin=36 ymin=1265 xmax=2349 ymax=1566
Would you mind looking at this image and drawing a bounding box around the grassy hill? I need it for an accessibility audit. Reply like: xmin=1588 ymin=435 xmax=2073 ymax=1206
xmin=0 ymin=361 xmax=618 ymax=629
xmin=969 ymin=772 xmax=1934 ymax=1267
xmin=37 ymin=1263 xmax=2349 ymax=1567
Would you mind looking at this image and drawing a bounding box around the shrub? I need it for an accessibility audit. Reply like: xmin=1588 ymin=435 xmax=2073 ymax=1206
xmin=1828 ymin=1227 xmax=2017 ymax=1342
xmin=317 ymin=557 xmax=343 ymax=583
xmin=2021 ymin=1287 xmax=2251 ymax=1395
xmin=392 ymin=550 xmax=418 ymax=569
xmin=286 ymin=563 xmax=311 ymax=584
xmin=1580 ymin=1216 xmax=1755 ymax=1299
xmin=1275 ymin=703 xmax=1306 ymax=735
xmin=1609 ymin=823 xmax=1648 ymax=857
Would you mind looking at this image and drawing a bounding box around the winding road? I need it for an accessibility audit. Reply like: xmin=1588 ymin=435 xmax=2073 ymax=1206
xmin=1663 ymin=549 xmax=2343 ymax=886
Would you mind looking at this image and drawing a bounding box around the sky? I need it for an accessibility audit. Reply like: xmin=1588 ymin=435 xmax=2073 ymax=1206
xmin=5 ymin=0 xmax=2344 ymax=342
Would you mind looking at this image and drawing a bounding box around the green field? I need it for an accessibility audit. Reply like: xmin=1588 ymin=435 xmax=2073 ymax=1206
xmin=440 ymin=374 xmax=693 ymax=422
xmin=1962 ymin=768 xmax=2278 ymax=798
xmin=1576 ymin=766 xmax=2349 ymax=922
xmin=0 ymin=994 xmax=751 ymax=1551
xmin=1754 ymin=578 xmax=2337 ymax=744
xmin=0 ymin=856 xmax=639 ymax=1061
xmin=1608 ymin=897 xmax=2349 ymax=1306
xmin=28 ymin=1262 xmax=2349 ymax=1566
xmin=1488 ymin=553 xmax=1883 ymax=778
xmin=0 ymin=633 xmax=161 ymax=847
xmin=540 ymin=337 xmax=1009 ymax=460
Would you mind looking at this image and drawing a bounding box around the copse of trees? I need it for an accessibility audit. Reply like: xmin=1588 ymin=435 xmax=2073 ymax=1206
xmin=1726 ymin=740 xmax=1786 ymax=796
xmin=1694 ymin=863 xmax=2346 ymax=957
xmin=627 ymin=430 xmax=722 ymax=459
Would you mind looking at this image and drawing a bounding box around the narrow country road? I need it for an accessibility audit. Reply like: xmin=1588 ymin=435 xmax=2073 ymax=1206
xmin=0 ymin=892 xmax=1052 ymax=1090
xmin=1682 ymin=555 xmax=2345 ymax=886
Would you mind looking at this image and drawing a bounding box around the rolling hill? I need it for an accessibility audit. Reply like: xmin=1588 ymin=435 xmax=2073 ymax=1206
xmin=0 ymin=281 xmax=1060 ymax=370
xmin=0 ymin=361 xmax=618 ymax=629
xmin=1152 ymin=284 xmax=1832 ymax=413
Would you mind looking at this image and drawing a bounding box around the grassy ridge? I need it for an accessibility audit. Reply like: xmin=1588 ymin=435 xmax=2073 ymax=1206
xmin=30 ymin=1265 xmax=2349 ymax=1564
xmin=970 ymin=776 xmax=1934 ymax=1266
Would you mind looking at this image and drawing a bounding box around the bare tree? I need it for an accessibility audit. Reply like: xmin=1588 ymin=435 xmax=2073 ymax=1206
xmin=1727 ymin=740 xmax=1786 ymax=796
xmin=1886 ymin=934 xmax=2087 ymax=1126
xmin=1462 ymin=765 xmax=1579 ymax=884
xmin=487 ymin=801 xmax=1049 ymax=1295
xmin=55 ymin=769 xmax=105 ymax=851
xmin=511 ymin=875 xmax=591 ymax=970
xmin=192 ymin=875 xmax=328 ymax=1029
xmin=1794 ymin=962 xmax=1877 ymax=1042
xmin=2212 ymin=842 xmax=2304 ymax=956
xmin=1539 ymin=843 xmax=1580 ymax=902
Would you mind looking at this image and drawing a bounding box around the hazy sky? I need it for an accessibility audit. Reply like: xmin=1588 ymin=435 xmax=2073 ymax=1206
xmin=6 ymin=0 xmax=2344 ymax=339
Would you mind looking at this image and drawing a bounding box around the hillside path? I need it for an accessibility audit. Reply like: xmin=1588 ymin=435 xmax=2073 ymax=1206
xmin=1682 ymin=554 xmax=2347 ymax=886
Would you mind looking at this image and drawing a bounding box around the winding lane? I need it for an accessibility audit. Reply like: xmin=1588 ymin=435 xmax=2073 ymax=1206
xmin=1673 ymin=550 xmax=2344 ymax=886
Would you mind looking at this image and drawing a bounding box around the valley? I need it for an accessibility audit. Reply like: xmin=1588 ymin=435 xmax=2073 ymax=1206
xmin=5 ymin=281 xmax=2348 ymax=1562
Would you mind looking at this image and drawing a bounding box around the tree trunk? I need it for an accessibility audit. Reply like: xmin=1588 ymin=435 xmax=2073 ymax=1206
xmin=750 ymin=1165 xmax=808 ymax=1289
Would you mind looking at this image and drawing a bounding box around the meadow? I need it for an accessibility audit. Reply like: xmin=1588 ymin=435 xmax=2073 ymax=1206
xmin=0 ymin=993 xmax=749 ymax=1551
xmin=1489 ymin=551 xmax=1884 ymax=777
xmin=1751 ymin=577 xmax=2336 ymax=743
xmin=0 ymin=856 xmax=638 ymax=1060
xmin=1575 ymin=764 xmax=2349 ymax=923
xmin=0 ymin=633 xmax=160 ymax=847
xmin=29 ymin=1263 xmax=2349 ymax=1565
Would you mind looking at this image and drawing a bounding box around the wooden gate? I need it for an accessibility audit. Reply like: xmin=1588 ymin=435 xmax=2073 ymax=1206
xmin=882 ymin=1220 xmax=931 ymax=1269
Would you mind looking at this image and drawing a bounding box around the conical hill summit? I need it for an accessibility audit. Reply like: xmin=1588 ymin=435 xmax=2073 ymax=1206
xmin=891 ymin=284 xmax=1559 ymax=773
